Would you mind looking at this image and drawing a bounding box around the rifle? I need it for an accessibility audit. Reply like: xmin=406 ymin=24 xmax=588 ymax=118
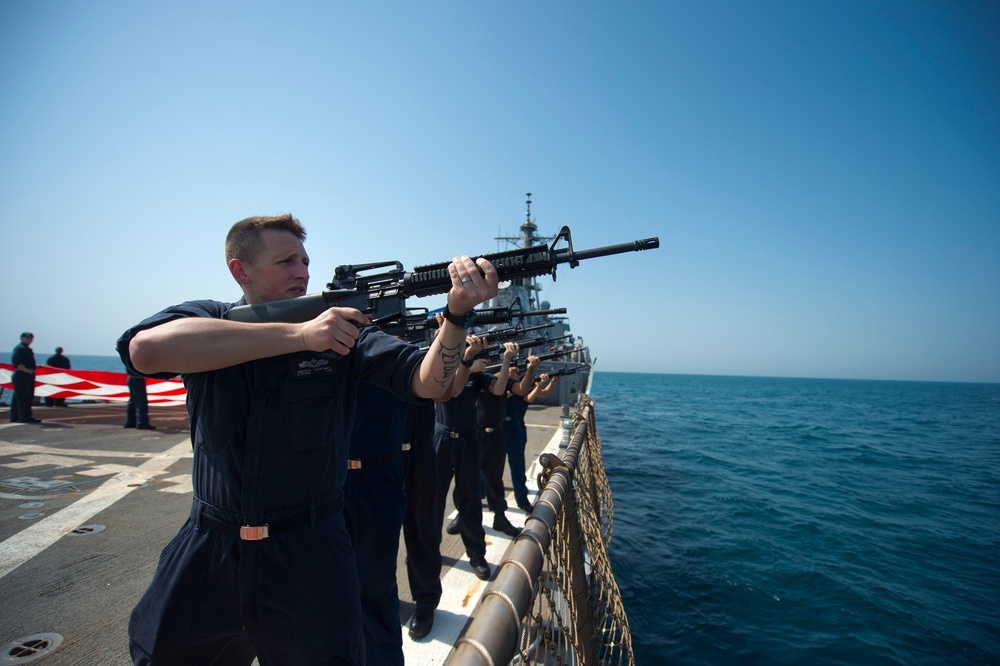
xmin=460 ymin=296 xmax=566 ymax=329
xmin=404 ymin=297 xmax=565 ymax=346
xmin=226 ymin=226 xmax=659 ymax=334
xmin=477 ymin=322 xmax=554 ymax=344
xmin=475 ymin=333 xmax=574 ymax=360
xmin=485 ymin=347 xmax=588 ymax=374
xmin=536 ymin=364 xmax=587 ymax=380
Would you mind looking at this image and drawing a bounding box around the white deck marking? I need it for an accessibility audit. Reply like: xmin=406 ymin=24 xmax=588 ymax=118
xmin=0 ymin=439 xmax=192 ymax=581
xmin=402 ymin=428 xmax=564 ymax=663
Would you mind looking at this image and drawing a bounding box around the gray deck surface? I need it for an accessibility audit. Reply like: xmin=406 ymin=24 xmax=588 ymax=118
xmin=0 ymin=400 xmax=563 ymax=664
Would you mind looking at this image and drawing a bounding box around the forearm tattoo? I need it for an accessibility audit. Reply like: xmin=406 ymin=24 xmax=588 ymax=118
xmin=435 ymin=341 xmax=464 ymax=389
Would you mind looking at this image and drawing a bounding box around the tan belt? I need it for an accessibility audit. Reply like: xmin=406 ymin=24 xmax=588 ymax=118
xmin=192 ymin=496 xmax=343 ymax=541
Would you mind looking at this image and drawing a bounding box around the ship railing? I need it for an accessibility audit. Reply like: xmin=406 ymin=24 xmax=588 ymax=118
xmin=448 ymin=395 xmax=635 ymax=666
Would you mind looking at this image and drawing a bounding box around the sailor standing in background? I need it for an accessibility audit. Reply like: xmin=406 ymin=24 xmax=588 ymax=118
xmin=477 ymin=341 xmax=525 ymax=537
xmin=505 ymin=356 xmax=541 ymax=512
xmin=401 ymin=398 xmax=441 ymax=640
xmin=44 ymin=346 xmax=71 ymax=406
xmin=10 ymin=332 xmax=40 ymax=423
xmin=433 ymin=335 xmax=502 ymax=581
xmin=125 ymin=371 xmax=156 ymax=430
xmin=344 ymin=381 xmax=413 ymax=666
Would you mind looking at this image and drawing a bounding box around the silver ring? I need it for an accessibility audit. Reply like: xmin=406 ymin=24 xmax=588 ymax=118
xmin=461 ymin=276 xmax=471 ymax=283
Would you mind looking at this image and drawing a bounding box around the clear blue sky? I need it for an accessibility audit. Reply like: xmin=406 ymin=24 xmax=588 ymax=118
xmin=2 ymin=1 xmax=997 ymax=383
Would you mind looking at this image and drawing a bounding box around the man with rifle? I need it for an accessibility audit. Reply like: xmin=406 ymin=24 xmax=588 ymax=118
xmin=475 ymin=341 xmax=534 ymax=538
xmin=432 ymin=334 xmax=507 ymax=581
xmin=117 ymin=214 xmax=499 ymax=666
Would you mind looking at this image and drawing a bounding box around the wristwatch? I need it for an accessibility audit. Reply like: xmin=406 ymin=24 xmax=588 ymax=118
xmin=443 ymin=305 xmax=476 ymax=329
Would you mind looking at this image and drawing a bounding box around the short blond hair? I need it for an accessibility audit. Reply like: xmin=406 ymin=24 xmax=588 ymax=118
xmin=225 ymin=214 xmax=306 ymax=264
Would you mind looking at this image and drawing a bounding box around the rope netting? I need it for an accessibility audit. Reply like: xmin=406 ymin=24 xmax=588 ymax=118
xmin=450 ymin=396 xmax=635 ymax=666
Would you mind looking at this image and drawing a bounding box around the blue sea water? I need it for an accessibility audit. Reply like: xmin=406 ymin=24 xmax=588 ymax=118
xmin=1 ymin=352 xmax=126 ymax=373
xmin=591 ymin=372 xmax=1000 ymax=665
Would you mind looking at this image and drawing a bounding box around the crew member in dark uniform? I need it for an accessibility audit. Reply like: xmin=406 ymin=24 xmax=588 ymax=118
xmin=44 ymin=346 xmax=71 ymax=406
xmin=125 ymin=371 xmax=156 ymax=429
xmin=10 ymin=332 xmax=40 ymax=423
xmin=433 ymin=335 xmax=505 ymax=581
xmin=505 ymin=356 xmax=541 ymax=512
xmin=477 ymin=341 xmax=523 ymax=537
xmin=117 ymin=214 xmax=498 ymax=665
xmin=402 ymin=397 xmax=441 ymax=639
xmin=345 ymin=380 xmax=412 ymax=666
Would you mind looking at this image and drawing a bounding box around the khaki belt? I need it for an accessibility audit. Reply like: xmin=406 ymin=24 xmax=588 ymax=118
xmin=192 ymin=496 xmax=344 ymax=541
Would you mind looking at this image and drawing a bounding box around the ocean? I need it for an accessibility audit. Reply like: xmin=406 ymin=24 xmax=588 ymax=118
xmin=0 ymin=353 xmax=126 ymax=373
xmin=591 ymin=372 xmax=1000 ymax=665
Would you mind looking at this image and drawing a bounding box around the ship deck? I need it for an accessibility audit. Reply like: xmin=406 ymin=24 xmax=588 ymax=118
xmin=0 ymin=400 xmax=566 ymax=665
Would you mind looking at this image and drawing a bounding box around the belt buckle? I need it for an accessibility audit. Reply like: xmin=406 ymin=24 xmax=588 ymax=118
xmin=449 ymin=432 xmax=460 ymax=439
xmin=348 ymin=460 xmax=363 ymax=470
xmin=484 ymin=427 xmax=494 ymax=433
xmin=240 ymin=524 xmax=270 ymax=541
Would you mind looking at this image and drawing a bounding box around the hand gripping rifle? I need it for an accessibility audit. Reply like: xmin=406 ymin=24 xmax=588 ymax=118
xmin=475 ymin=333 xmax=575 ymax=360
xmin=405 ymin=298 xmax=564 ymax=346
xmin=226 ymin=226 xmax=659 ymax=334
xmin=534 ymin=364 xmax=587 ymax=381
xmin=485 ymin=346 xmax=588 ymax=374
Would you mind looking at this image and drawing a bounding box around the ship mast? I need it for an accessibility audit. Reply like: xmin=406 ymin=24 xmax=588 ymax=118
xmin=494 ymin=193 xmax=551 ymax=308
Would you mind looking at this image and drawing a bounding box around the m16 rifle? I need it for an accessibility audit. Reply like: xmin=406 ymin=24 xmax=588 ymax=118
xmin=475 ymin=333 xmax=574 ymax=360
xmin=404 ymin=298 xmax=565 ymax=346
xmin=227 ymin=226 xmax=659 ymax=335
xmin=477 ymin=322 xmax=554 ymax=345
xmin=465 ymin=296 xmax=566 ymax=328
xmin=534 ymin=364 xmax=587 ymax=381
xmin=485 ymin=347 xmax=588 ymax=374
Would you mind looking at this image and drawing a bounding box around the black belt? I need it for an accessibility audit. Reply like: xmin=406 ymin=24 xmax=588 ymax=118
xmin=348 ymin=443 xmax=410 ymax=469
xmin=192 ymin=496 xmax=344 ymax=541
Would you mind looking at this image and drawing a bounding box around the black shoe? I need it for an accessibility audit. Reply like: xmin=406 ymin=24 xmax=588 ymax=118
xmin=124 ymin=423 xmax=136 ymax=428
xmin=445 ymin=516 xmax=460 ymax=535
xmin=470 ymin=557 xmax=492 ymax=581
xmin=517 ymin=501 xmax=534 ymax=513
xmin=136 ymin=424 xmax=157 ymax=430
xmin=26 ymin=418 xmax=42 ymax=423
xmin=493 ymin=516 xmax=521 ymax=537
xmin=408 ymin=607 xmax=435 ymax=640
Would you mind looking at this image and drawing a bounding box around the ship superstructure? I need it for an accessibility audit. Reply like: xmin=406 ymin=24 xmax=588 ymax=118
xmin=474 ymin=194 xmax=593 ymax=407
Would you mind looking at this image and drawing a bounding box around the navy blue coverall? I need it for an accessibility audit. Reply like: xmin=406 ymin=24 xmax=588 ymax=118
xmin=344 ymin=381 xmax=412 ymax=666
xmin=10 ymin=340 xmax=36 ymax=422
xmin=401 ymin=400 xmax=442 ymax=614
xmin=433 ymin=373 xmax=493 ymax=562
xmin=505 ymin=393 xmax=532 ymax=509
xmin=117 ymin=299 xmax=426 ymax=666
xmin=477 ymin=378 xmax=514 ymax=515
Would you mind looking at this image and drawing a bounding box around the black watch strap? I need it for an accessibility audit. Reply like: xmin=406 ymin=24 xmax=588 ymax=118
xmin=443 ymin=306 xmax=474 ymax=329
xmin=461 ymin=358 xmax=474 ymax=367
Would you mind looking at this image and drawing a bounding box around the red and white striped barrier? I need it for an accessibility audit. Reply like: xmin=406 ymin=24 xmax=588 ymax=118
xmin=0 ymin=364 xmax=186 ymax=407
